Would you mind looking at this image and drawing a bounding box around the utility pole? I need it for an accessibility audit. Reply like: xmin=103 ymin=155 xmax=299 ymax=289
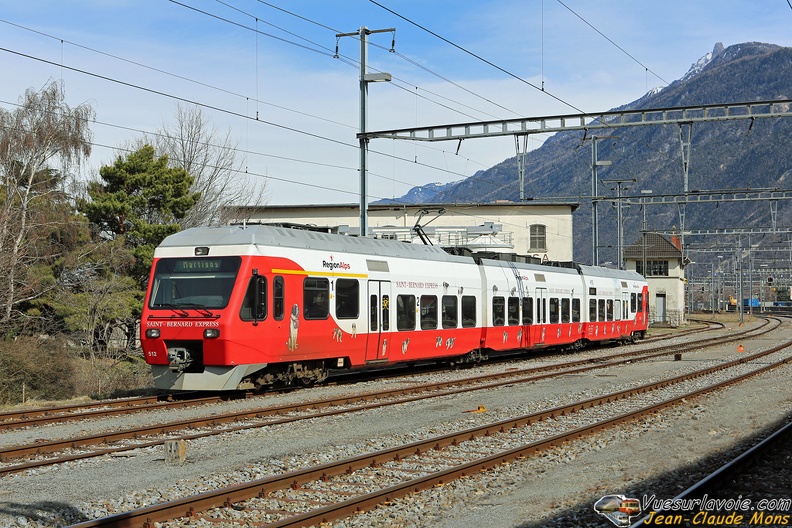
xmin=336 ymin=26 xmax=394 ymax=237
xmin=589 ymin=136 xmax=615 ymax=266
xmin=602 ymin=178 xmax=636 ymax=270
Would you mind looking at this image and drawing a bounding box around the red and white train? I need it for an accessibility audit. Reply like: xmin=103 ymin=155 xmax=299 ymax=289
xmin=141 ymin=224 xmax=649 ymax=391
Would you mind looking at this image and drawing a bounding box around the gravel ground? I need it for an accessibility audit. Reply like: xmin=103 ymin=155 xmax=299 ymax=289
xmin=1 ymin=317 xmax=790 ymax=527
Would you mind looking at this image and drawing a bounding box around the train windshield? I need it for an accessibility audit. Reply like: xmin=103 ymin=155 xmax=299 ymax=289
xmin=148 ymin=256 xmax=242 ymax=310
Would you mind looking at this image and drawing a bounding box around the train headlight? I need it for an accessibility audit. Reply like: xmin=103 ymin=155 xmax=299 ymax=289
xmin=146 ymin=328 xmax=161 ymax=338
xmin=204 ymin=328 xmax=220 ymax=339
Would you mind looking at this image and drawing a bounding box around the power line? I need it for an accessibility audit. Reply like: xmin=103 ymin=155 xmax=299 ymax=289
xmin=554 ymin=0 xmax=671 ymax=86
xmin=367 ymin=0 xmax=586 ymax=114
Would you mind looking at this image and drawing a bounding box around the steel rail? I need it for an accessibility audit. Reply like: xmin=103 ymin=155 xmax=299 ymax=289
xmin=66 ymin=334 xmax=792 ymax=528
xmin=630 ymin=419 xmax=792 ymax=527
xmin=0 ymin=319 xmax=771 ymax=473
xmin=2 ymin=320 xmax=722 ymax=431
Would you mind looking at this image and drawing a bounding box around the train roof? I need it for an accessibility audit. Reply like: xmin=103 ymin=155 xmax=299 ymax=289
xmin=156 ymin=224 xmax=473 ymax=263
xmin=577 ymin=264 xmax=645 ymax=281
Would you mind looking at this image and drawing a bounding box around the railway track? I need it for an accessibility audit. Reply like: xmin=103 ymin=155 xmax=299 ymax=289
xmin=65 ymin=323 xmax=792 ymax=527
xmin=0 ymin=318 xmax=728 ymax=432
xmin=632 ymin=419 xmax=792 ymax=527
xmin=0 ymin=319 xmax=769 ymax=476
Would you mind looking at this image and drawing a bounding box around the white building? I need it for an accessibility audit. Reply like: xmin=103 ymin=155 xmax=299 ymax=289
xmin=624 ymin=233 xmax=686 ymax=326
xmin=223 ymin=201 xmax=579 ymax=262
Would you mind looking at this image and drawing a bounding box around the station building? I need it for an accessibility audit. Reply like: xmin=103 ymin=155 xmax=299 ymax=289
xmin=624 ymin=233 xmax=687 ymax=327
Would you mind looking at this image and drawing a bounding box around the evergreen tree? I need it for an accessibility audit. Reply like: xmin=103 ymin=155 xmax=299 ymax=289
xmin=80 ymin=144 xmax=200 ymax=285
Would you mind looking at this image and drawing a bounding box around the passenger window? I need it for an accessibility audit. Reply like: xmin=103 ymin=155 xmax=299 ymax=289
xmin=335 ymin=279 xmax=359 ymax=319
xmin=273 ymin=276 xmax=284 ymax=320
xmin=304 ymin=278 xmax=329 ymax=320
xmin=549 ymin=298 xmax=559 ymax=323
xmin=522 ymin=297 xmax=533 ymax=325
xmin=442 ymin=295 xmax=458 ymax=329
xmin=537 ymin=298 xmax=547 ymax=324
xmin=589 ymin=299 xmax=597 ymax=321
xmin=420 ymin=295 xmax=438 ymax=330
xmin=382 ymin=295 xmax=390 ymax=331
xmin=492 ymin=296 xmax=505 ymax=326
xmin=370 ymin=294 xmax=378 ymax=331
xmin=572 ymin=298 xmax=581 ymax=323
xmin=508 ymin=297 xmax=520 ymax=325
xmin=397 ymin=295 xmax=416 ymax=331
xmin=461 ymin=295 xmax=476 ymax=327
xmin=240 ymin=276 xmax=267 ymax=321
xmin=561 ymin=298 xmax=570 ymax=323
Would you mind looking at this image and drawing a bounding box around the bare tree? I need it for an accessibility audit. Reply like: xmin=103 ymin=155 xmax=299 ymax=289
xmin=0 ymin=80 xmax=94 ymax=325
xmin=153 ymin=104 xmax=268 ymax=227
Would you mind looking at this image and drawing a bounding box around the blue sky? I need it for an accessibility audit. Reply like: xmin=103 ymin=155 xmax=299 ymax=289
xmin=1 ymin=1 xmax=791 ymax=206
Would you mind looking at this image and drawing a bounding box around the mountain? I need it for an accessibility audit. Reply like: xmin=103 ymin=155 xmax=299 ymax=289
xmin=384 ymin=42 xmax=792 ymax=266
xmin=374 ymin=180 xmax=461 ymax=205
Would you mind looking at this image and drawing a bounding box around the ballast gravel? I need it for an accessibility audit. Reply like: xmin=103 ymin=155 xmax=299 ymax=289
xmin=1 ymin=318 xmax=791 ymax=527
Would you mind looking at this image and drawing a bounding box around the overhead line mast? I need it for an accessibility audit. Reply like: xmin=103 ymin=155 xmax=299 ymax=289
xmin=336 ymin=26 xmax=395 ymax=237
xmin=362 ymin=100 xmax=792 ymax=262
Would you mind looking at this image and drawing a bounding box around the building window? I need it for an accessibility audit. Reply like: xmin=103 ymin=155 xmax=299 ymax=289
xmin=529 ymin=224 xmax=547 ymax=252
xmin=637 ymin=260 xmax=669 ymax=277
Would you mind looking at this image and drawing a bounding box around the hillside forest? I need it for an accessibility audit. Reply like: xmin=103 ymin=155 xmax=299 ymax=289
xmin=0 ymin=80 xmax=266 ymax=405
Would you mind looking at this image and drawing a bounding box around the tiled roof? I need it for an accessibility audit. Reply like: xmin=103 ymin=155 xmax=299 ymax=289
xmin=624 ymin=233 xmax=683 ymax=259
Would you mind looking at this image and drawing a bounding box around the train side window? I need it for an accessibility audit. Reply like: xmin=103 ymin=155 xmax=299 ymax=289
xmin=273 ymin=276 xmax=284 ymax=320
xmin=442 ymin=295 xmax=458 ymax=328
xmin=240 ymin=276 xmax=267 ymax=321
xmin=420 ymin=295 xmax=438 ymax=330
xmin=631 ymin=293 xmax=637 ymax=313
xmin=492 ymin=296 xmax=505 ymax=326
xmin=549 ymin=298 xmax=560 ymax=323
xmin=335 ymin=279 xmax=359 ymax=319
xmin=461 ymin=295 xmax=476 ymax=327
xmin=637 ymin=293 xmax=644 ymax=312
xmin=370 ymin=294 xmax=378 ymax=331
xmin=537 ymin=298 xmax=547 ymax=324
xmin=522 ymin=297 xmax=533 ymax=324
xmin=606 ymin=299 xmax=614 ymax=321
xmin=589 ymin=299 xmax=598 ymax=321
xmin=304 ymin=278 xmax=329 ymax=319
xmin=561 ymin=298 xmax=571 ymax=323
xmin=572 ymin=298 xmax=580 ymax=322
xmin=397 ymin=295 xmax=416 ymax=331
xmin=507 ymin=297 xmax=520 ymax=325
xmin=382 ymin=295 xmax=390 ymax=331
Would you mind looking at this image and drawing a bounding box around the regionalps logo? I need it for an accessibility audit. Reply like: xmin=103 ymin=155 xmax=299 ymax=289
xmin=323 ymin=255 xmax=351 ymax=271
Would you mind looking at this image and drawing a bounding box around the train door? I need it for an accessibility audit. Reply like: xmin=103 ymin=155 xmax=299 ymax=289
xmin=366 ymin=280 xmax=391 ymax=362
xmin=535 ymin=287 xmax=547 ymax=344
